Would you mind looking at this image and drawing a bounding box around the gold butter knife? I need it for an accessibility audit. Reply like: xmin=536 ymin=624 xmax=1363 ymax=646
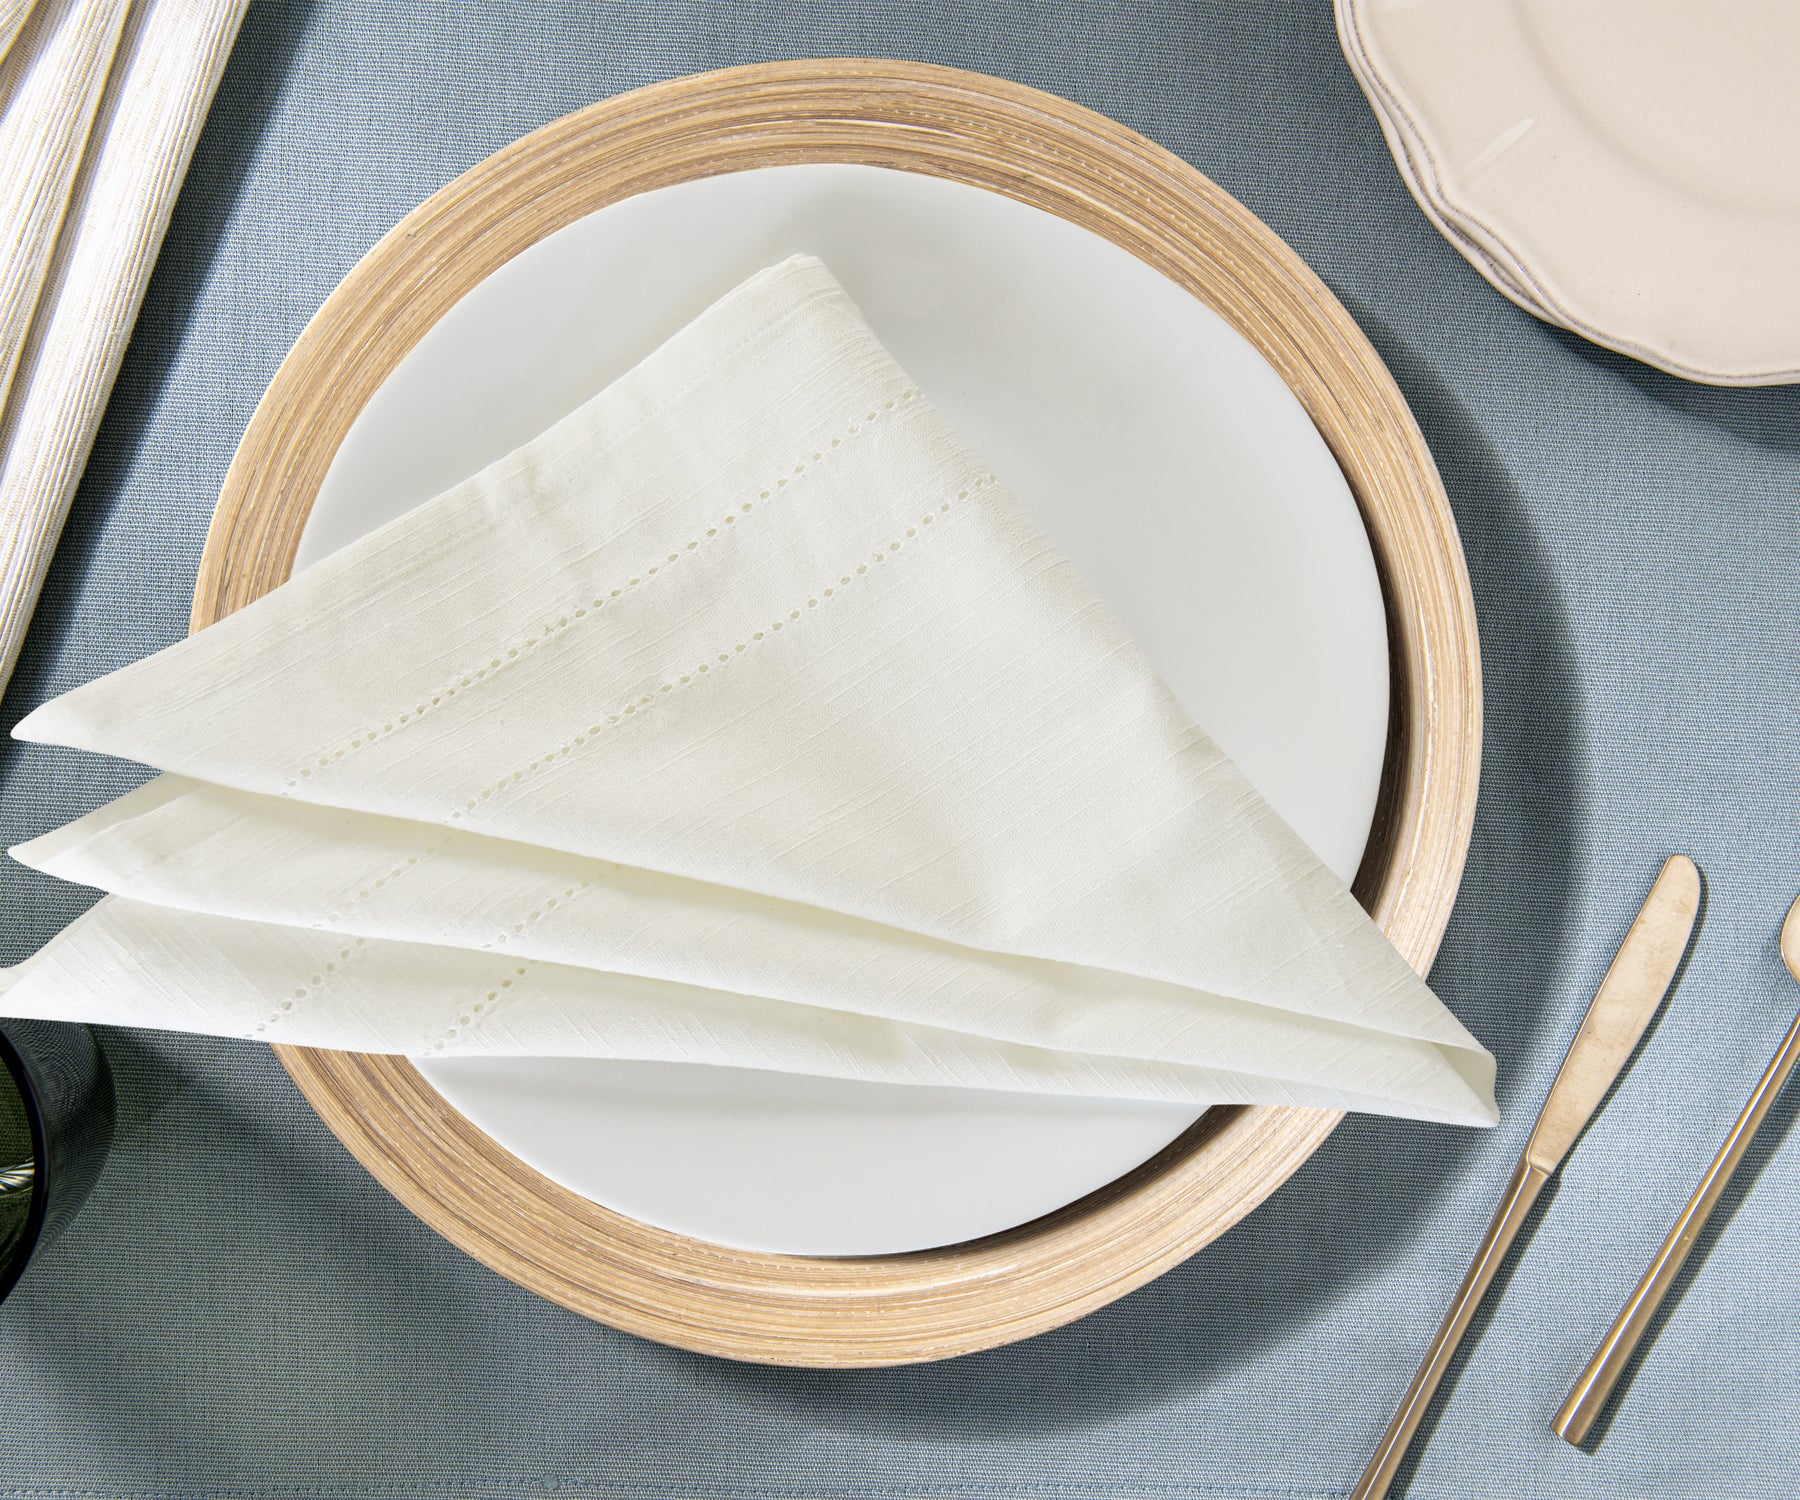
xmin=1351 ymin=853 xmax=1702 ymax=1500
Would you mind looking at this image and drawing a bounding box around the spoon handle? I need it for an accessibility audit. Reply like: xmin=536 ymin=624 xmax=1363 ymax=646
xmin=1554 ymin=1003 xmax=1800 ymax=1444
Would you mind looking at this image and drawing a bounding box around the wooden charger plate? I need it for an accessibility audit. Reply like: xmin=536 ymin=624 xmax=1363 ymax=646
xmin=189 ymin=60 xmax=1481 ymax=1367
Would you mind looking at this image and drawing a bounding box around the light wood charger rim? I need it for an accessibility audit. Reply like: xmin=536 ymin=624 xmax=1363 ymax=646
xmin=189 ymin=60 xmax=1482 ymax=1367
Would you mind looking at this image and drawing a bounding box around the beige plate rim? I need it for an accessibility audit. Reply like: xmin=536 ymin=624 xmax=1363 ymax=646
xmin=188 ymin=59 xmax=1482 ymax=1368
xmin=1336 ymin=0 xmax=1800 ymax=387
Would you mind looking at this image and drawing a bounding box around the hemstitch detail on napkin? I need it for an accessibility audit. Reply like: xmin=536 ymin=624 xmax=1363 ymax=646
xmin=323 ymin=828 xmax=461 ymax=923
xmin=284 ymin=388 xmax=925 ymax=792
xmin=425 ymin=957 xmax=542 ymax=1053
xmin=247 ymin=935 xmax=368 ymax=1039
xmin=446 ymin=472 xmax=998 ymax=828
xmin=480 ymin=879 xmax=596 ymax=953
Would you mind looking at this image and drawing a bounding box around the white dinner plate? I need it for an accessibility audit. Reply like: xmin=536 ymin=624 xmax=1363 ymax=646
xmin=295 ymin=164 xmax=1389 ymax=1256
xmin=1339 ymin=0 xmax=1800 ymax=385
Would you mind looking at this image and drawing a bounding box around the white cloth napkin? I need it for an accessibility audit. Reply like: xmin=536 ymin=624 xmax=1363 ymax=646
xmin=0 ymin=0 xmax=245 ymax=699
xmin=2 ymin=254 xmax=1498 ymax=1126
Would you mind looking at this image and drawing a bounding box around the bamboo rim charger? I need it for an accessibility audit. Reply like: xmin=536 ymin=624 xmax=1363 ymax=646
xmin=189 ymin=61 xmax=1482 ymax=1368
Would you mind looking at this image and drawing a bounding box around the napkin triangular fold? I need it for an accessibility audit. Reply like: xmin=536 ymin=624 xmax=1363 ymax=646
xmin=9 ymin=254 xmax=1496 ymax=1124
xmin=5 ymin=773 xmax=1495 ymax=1121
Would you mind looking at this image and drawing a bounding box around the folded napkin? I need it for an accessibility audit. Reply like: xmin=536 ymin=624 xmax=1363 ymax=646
xmin=2 ymin=255 xmax=1498 ymax=1126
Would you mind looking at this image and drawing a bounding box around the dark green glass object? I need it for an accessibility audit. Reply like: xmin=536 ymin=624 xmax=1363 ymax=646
xmin=0 ymin=1062 xmax=31 ymax=1274
xmin=0 ymin=1022 xmax=112 ymax=1304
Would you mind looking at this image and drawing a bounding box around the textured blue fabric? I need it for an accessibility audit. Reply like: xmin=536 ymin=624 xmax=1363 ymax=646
xmin=2 ymin=2 xmax=1798 ymax=1496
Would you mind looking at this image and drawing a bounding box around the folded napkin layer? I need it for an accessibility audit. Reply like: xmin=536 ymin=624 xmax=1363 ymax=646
xmin=7 ymin=254 xmax=1497 ymax=1126
xmin=2 ymin=895 xmax=1497 ymax=1118
xmin=7 ymin=774 xmax=1494 ymax=1121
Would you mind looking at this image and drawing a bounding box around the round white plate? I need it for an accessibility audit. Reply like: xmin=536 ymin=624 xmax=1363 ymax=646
xmin=1340 ymin=0 xmax=1800 ymax=385
xmin=296 ymin=164 xmax=1389 ymax=1256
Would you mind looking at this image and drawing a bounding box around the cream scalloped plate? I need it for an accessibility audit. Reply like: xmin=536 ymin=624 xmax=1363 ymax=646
xmin=1338 ymin=0 xmax=1800 ymax=385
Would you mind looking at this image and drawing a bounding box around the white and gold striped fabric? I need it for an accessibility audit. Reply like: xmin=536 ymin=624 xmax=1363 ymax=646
xmin=0 ymin=0 xmax=245 ymax=697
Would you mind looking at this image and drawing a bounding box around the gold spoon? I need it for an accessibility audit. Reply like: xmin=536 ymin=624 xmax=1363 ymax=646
xmin=1553 ymin=891 xmax=1800 ymax=1444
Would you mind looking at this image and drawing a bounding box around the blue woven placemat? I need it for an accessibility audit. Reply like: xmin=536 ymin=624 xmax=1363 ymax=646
xmin=1 ymin=4 xmax=1797 ymax=1497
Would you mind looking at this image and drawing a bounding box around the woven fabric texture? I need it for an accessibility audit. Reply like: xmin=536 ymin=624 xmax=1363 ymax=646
xmin=0 ymin=4 xmax=1796 ymax=1498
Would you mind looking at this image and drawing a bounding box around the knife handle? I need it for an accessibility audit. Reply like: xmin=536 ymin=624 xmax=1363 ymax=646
xmin=1351 ymin=1156 xmax=1551 ymax=1500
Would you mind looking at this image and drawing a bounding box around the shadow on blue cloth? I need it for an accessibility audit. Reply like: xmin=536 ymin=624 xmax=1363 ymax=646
xmin=1546 ymin=329 xmax=1800 ymax=456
